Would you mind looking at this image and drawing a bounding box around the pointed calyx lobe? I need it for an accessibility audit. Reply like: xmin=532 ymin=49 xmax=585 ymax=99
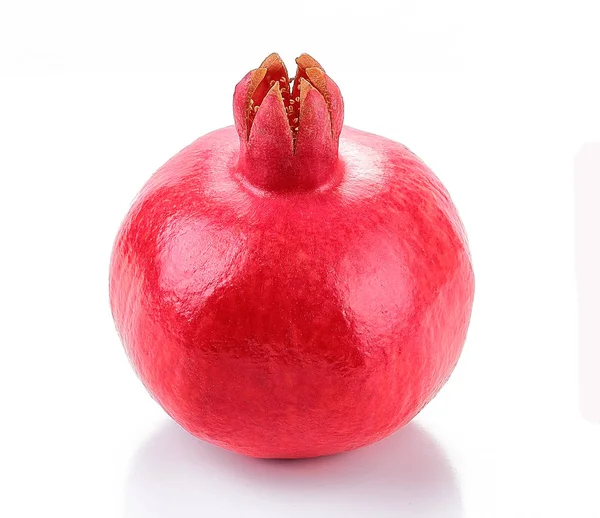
xmin=234 ymin=53 xmax=344 ymax=192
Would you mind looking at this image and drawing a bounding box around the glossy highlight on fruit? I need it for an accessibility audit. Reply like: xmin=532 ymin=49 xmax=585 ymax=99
xmin=109 ymin=53 xmax=475 ymax=459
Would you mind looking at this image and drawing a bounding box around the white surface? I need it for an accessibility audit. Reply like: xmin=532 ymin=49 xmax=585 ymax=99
xmin=1 ymin=1 xmax=599 ymax=517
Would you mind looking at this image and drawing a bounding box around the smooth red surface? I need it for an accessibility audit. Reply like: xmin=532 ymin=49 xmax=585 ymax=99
xmin=110 ymin=55 xmax=474 ymax=459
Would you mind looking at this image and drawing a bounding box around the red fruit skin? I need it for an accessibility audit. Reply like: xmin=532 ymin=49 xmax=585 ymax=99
xmin=110 ymin=126 xmax=474 ymax=459
xmin=110 ymin=55 xmax=474 ymax=458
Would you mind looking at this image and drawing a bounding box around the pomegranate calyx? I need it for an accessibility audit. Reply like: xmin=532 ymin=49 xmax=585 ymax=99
xmin=233 ymin=53 xmax=344 ymax=192
xmin=234 ymin=53 xmax=344 ymax=148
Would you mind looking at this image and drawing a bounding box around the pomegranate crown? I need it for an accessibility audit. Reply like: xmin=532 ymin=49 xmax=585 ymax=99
xmin=233 ymin=53 xmax=344 ymax=192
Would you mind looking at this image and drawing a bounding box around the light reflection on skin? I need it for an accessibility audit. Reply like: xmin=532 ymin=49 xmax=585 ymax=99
xmin=337 ymin=134 xmax=387 ymax=201
xmin=335 ymin=229 xmax=415 ymax=346
xmin=158 ymin=216 xmax=245 ymax=319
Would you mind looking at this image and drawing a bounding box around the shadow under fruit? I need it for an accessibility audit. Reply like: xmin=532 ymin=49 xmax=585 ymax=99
xmin=109 ymin=53 xmax=475 ymax=458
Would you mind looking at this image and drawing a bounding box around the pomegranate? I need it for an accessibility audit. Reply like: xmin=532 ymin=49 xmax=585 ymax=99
xmin=110 ymin=53 xmax=474 ymax=459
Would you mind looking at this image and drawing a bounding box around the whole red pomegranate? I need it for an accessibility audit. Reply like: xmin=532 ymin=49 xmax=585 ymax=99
xmin=110 ymin=53 xmax=474 ymax=459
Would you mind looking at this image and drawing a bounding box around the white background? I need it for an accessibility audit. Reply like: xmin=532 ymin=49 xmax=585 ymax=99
xmin=1 ymin=1 xmax=599 ymax=516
